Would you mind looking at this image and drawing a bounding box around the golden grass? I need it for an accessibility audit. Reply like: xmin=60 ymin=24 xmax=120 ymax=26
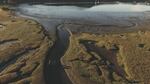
xmin=62 ymin=30 xmax=150 ymax=84
xmin=0 ymin=7 xmax=53 ymax=84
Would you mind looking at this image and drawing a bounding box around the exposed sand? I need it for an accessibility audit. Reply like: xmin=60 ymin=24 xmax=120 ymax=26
xmin=0 ymin=7 xmax=53 ymax=84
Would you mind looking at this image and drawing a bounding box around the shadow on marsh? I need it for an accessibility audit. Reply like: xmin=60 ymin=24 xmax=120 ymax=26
xmin=71 ymin=39 xmax=141 ymax=83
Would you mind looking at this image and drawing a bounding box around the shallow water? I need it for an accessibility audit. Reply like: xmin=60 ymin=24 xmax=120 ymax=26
xmin=18 ymin=3 xmax=150 ymax=17
xmin=17 ymin=2 xmax=150 ymax=35
xmin=19 ymin=3 xmax=150 ymax=12
xmin=87 ymin=3 xmax=150 ymax=12
xmin=17 ymin=3 xmax=150 ymax=23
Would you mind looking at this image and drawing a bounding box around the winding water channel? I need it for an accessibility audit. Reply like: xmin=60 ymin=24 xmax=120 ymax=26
xmin=16 ymin=3 xmax=150 ymax=84
xmin=44 ymin=25 xmax=72 ymax=84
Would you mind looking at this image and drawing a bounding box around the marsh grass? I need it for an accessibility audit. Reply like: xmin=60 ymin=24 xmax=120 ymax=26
xmin=0 ymin=8 xmax=53 ymax=84
xmin=62 ymin=30 xmax=150 ymax=84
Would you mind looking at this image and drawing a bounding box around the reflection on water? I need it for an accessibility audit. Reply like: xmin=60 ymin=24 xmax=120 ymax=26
xmin=19 ymin=3 xmax=150 ymax=13
xmin=18 ymin=3 xmax=150 ymax=19
xmin=17 ymin=3 xmax=150 ymax=28
xmin=87 ymin=3 xmax=150 ymax=12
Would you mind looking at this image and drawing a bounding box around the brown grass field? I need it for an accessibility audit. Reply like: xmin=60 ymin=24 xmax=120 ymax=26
xmin=62 ymin=30 xmax=150 ymax=84
xmin=0 ymin=7 xmax=53 ymax=84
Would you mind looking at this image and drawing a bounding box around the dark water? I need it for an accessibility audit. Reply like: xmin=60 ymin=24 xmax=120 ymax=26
xmin=44 ymin=26 xmax=72 ymax=84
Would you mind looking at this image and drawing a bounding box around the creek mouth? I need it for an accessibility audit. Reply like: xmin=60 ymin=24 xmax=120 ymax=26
xmin=15 ymin=3 xmax=150 ymax=84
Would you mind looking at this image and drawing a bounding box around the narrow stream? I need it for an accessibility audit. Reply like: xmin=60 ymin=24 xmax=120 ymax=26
xmin=44 ymin=25 xmax=72 ymax=84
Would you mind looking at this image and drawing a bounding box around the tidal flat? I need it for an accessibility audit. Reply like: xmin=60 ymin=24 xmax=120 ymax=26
xmin=1 ymin=2 xmax=150 ymax=84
